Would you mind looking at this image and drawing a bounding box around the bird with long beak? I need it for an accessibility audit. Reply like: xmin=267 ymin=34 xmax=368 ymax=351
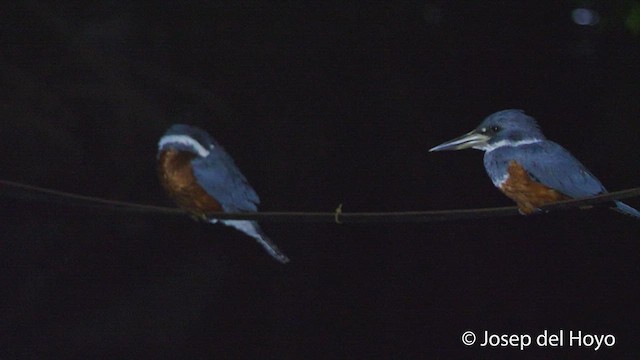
xmin=429 ymin=109 xmax=639 ymax=217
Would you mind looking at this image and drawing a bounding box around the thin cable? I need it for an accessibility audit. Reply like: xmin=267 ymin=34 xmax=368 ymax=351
xmin=1 ymin=179 xmax=639 ymax=223
xmin=0 ymin=179 xmax=184 ymax=215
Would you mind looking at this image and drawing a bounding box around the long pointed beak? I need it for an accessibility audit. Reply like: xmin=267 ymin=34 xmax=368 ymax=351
xmin=429 ymin=130 xmax=490 ymax=152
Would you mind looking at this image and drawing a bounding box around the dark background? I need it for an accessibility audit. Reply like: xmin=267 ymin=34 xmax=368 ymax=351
xmin=1 ymin=1 xmax=639 ymax=358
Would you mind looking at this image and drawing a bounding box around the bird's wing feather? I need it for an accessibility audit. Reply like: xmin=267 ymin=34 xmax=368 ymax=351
xmin=191 ymin=150 xmax=260 ymax=212
xmin=513 ymin=142 xmax=606 ymax=198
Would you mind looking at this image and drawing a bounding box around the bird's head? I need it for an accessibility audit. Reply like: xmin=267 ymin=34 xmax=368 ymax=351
xmin=429 ymin=109 xmax=546 ymax=152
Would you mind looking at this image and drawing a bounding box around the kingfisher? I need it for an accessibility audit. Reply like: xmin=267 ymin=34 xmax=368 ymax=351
xmin=429 ymin=109 xmax=640 ymax=217
xmin=157 ymin=124 xmax=290 ymax=263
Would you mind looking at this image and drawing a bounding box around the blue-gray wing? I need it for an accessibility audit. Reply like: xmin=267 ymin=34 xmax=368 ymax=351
xmin=512 ymin=142 xmax=606 ymax=198
xmin=191 ymin=149 xmax=260 ymax=212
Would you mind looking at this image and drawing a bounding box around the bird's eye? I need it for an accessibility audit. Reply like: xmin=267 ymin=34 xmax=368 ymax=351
xmin=491 ymin=126 xmax=501 ymax=133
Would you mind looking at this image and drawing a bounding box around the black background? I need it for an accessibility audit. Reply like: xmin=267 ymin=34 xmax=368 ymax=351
xmin=1 ymin=1 xmax=639 ymax=358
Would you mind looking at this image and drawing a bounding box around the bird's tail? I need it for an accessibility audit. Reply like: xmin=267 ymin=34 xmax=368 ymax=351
xmin=220 ymin=220 xmax=290 ymax=263
xmin=613 ymin=201 xmax=640 ymax=219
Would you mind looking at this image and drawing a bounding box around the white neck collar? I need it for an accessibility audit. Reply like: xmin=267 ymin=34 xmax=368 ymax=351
xmin=477 ymin=138 xmax=543 ymax=152
xmin=158 ymin=135 xmax=211 ymax=157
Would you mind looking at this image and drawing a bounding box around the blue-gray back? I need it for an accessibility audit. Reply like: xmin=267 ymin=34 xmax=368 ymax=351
xmin=483 ymin=141 xmax=606 ymax=198
xmin=192 ymin=146 xmax=261 ymax=213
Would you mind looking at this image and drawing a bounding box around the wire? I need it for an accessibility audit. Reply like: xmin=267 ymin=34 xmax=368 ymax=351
xmin=1 ymin=179 xmax=639 ymax=223
xmin=0 ymin=179 xmax=184 ymax=216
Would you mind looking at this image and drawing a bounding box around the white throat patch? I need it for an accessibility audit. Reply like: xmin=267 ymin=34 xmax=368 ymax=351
xmin=492 ymin=173 xmax=510 ymax=188
xmin=479 ymin=138 xmax=543 ymax=152
xmin=158 ymin=135 xmax=211 ymax=157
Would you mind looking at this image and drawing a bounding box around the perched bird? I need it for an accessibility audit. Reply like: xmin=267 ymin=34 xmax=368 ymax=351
xmin=429 ymin=109 xmax=639 ymax=217
xmin=157 ymin=124 xmax=290 ymax=263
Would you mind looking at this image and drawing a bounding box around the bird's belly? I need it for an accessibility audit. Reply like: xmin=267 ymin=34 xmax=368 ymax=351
xmin=158 ymin=149 xmax=223 ymax=218
xmin=498 ymin=160 xmax=569 ymax=214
